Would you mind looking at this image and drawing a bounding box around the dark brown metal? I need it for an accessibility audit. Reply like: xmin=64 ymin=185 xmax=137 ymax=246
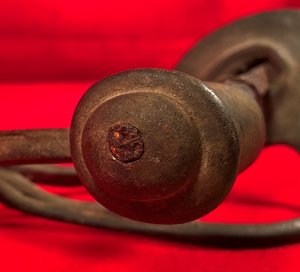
xmin=176 ymin=9 xmax=300 ymax=152
xmin=2 ymin=166 xmax=300 ymax=248
xmin=108 ymin=123 xmax=144 ymax=163
xmin=0 ymin=9 xmax=300 ymax=246
xmin=70 ymin=68 xmax=265 ymax=224
xmin=0 ymin=129 xmax=71 ymax=165
xmin=8 ymin=165 xmax=81 ymax=186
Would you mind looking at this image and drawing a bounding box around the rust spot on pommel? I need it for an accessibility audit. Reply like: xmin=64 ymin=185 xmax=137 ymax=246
xmin=108 ymin=123 xmax=144 ymax=163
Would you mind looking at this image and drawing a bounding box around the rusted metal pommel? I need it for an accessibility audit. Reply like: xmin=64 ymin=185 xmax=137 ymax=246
xmin=70 ymin=68 xmax=265 ymax=224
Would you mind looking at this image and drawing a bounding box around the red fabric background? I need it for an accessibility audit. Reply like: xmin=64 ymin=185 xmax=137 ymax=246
xmin=1 ymin=0 xmax=300 ymax=271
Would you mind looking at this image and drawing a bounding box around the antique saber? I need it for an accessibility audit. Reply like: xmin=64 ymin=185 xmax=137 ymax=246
xmin=1 ymin=10 xmax=300 ymax=247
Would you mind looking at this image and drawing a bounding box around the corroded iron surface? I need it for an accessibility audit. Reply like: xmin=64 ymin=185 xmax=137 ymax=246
xmin=71 ymin=68 xmax=264 ymax=224
xmin=0 ymin=129 xmax=70 ymax=165
xmin=177 ymin=9 xmax=300 ymax=152
xmin=108 ymin=123 xmax=144 ymax=163
xmin=0 ymin=10 xmax=299 ymax=247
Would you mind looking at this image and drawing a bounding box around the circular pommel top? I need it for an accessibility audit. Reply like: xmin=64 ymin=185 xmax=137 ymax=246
xmin=70 ymin=69 xmax=240 ymax=224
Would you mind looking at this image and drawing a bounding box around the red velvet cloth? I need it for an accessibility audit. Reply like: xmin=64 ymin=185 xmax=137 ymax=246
xmin=1 ymin=0 xmax=300 ymax=271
